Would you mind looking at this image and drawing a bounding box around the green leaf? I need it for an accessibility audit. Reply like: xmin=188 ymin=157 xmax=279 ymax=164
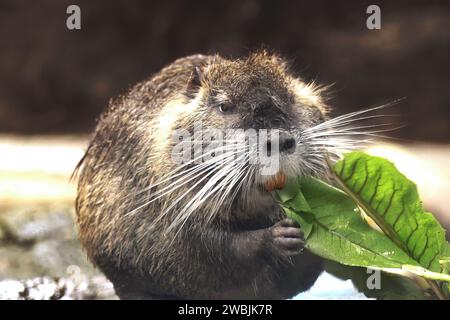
xmin=332 ymin=151 xmax=449 ymax=274
xmin=274 ymin=151 xmax=450 ymax=299
xmin=275 ymin=177 xmax=419 ymax=269
xmin=324 ymin=260 xmax=426 ymax=300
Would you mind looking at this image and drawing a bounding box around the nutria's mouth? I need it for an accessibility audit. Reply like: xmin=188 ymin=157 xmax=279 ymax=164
xmin=263 ymin=171 xmax=286 ymax=192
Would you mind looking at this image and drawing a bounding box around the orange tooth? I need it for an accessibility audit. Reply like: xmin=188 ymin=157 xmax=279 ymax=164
xmin=264 ymin=171 xmax=286 ymax=192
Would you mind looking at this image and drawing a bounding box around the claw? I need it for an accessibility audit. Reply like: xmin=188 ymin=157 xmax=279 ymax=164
xmin=270 ymin=219 xmax=305 ymax=256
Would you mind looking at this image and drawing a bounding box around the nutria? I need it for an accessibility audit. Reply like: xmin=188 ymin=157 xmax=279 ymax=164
xmin=75 ymin=51 xmax=332 ymax=299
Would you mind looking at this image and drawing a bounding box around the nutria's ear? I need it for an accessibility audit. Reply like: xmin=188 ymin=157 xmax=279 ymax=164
xmin=193 ymin=66 xmax=203 ymax=86
xmin=186 ymin=65 xmax=205 ymax=97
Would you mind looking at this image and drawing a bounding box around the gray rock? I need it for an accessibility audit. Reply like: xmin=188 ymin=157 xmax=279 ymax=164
xmin=0 ymin=206 xmax=75 ymax=244
xmin=31 ymin=239 xmax=99 ymax=278
xmin=0 ymin=245 xmax=48 ymax=279
xmin=0 ymin=275 xmax=117 ymax=300
xmin=0 ymin=204 xmax=112 ymax=299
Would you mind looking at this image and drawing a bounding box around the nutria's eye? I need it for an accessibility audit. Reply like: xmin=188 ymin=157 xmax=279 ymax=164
xmin=219 ymin=103 xmax=234 ymax=113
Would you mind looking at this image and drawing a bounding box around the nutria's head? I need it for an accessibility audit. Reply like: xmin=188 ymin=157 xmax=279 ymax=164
xmin=128 ymin=51 xmax=337 ymax=232
xmin=152 ymin=51 xmax=330 ymax=195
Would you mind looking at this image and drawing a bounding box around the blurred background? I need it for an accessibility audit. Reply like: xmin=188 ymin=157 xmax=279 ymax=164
xmin=0 ymin=0 xmax=449 ymax=299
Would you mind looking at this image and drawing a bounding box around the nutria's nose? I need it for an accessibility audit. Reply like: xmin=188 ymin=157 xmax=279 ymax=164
xmin=265 ymin=132 xmax=296 ymax=155
xmin=279 ymin=132 xmax=296 ymax=154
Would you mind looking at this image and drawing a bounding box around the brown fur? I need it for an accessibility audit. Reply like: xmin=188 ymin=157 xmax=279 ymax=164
xmin=75 ymin=51 xmax=328 ymax=299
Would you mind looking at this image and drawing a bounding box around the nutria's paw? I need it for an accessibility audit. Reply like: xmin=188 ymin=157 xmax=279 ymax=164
xmin=270 ymin=218 xmax=304 ymax=256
